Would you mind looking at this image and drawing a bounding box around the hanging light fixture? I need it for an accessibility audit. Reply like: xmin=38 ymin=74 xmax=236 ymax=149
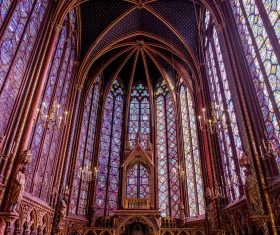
xmin=77 ymin=164 xmax=98 ymax=182
xmin=198 ymin=102 xmax=232 ymax=134
xmin=35 ymin=102 xmax=69 ymax=130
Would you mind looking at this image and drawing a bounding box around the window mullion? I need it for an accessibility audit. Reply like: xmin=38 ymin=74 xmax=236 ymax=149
xmin=184 ymin=89 xmax=199 ymax=215
xmin=163 ymin=96 xmax=172 ymax=217
xmin=210 ymin=38 xmax=244 ymax=198
xmin=206 ymin=47 xmax=236 ymax=200
xmin=29 ymin=31 xmax=69 ymax=194
xmin=254 ymin=0 xmax=280 ymax=62
xmin=77 ymin=89 xmax=95 ymax=214
xmin=0 ymin=0 xmax=38 ymax=96
xmin=104 ymin=96 xmax=116 ymax=217
xmin=238 ymin=0 xmax=280 ymax=124
xmin=0 ymin=0 xmax=18 ymax=35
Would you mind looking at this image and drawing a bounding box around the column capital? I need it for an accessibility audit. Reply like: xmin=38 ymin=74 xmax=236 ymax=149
xmin=51 ymin=22 xmax=63 ymax=32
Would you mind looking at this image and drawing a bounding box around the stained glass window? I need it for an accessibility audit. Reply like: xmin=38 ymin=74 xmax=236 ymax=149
xmin=0 ymin=0 xmax=48 ymax=137
xmin=204 ymin=10 xmax=244 ymax=201
xmin=229 ymin=0 xmax=280 ymax=170
xmin=128 ymin=83 xmax=150 ymax=149
xmin=155 ymin=79 xmax=180 ymax=218
xmin=126 ymin=164 xmax=150 ymax=199
xmin=26 ymin=11 xmax=77 ymax=203
xmin=179 ymin=82 xmax=204 ymax=216
xmin=260 ymin=0 xmax=280 ymax=42
xmin=94 ymin=79 xmax=125 ymax=217
xmin=70 ymin=77 xmax=101 ymax=215
xmin=0 ymin=0 xmax=13 ymax=28
xmin=64 ymin=90 xmax=81 ymax=191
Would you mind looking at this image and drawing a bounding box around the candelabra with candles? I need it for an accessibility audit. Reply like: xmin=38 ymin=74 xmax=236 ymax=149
xmin=35 ymin=102 xmax=69 ymax=130
xmin=206 ymin=186 xmax=228 ymax=200
xmin=198 ymin=103 xmax=231 ymax=134
xmin=256 ymin=134 xmax=280 ymax=161
xmin=171 ymin=165 xmax=186 ymax=181
xmin=77 ymin=164 xmax=98 ymax=182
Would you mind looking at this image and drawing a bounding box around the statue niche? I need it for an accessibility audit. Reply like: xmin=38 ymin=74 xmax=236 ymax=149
xmin=122 ymin=141 xmax=154 ymax=210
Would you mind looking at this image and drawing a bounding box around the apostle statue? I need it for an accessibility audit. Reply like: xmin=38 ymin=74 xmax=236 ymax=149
xmin=6 ymin=150 xmax=31 ymax=212
xmin=239 ymin=153 xmax=261 ymax=214
xmin=8 ymin=165 xmax=27 ymax=212
xmin=57 ymin=199 xmax=67 ymax=227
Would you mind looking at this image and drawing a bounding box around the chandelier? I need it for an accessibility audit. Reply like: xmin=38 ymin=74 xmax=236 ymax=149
xmin=171 ymin=165 xmax=186 ymax=181
xmin=198 ymin=103 xmax=231 ymax=134
xmin=77 ymin=165 xmax=98 ymax=182
xmin=35 ymin=102 xmax=69 ymax=130
xmin=254 ymin=133 xmax=280 ymax=160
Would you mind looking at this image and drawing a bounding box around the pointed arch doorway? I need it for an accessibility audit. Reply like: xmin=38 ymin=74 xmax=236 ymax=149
xmin=124 ymin=222 xmax=148 ymax=235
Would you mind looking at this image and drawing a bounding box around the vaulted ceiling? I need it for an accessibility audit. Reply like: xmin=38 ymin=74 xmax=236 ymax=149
xmin=79 ymin=0 xmax=203 ymax=93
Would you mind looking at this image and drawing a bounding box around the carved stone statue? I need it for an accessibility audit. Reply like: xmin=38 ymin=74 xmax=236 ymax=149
xmin=205 ymin=187 xmax=216 ymax=229
xmin=240 ymin=153 xmax=261 ymax=214
xmin=8 ymin=165 xmax=27 ymax=212
xmin=57 ymin=199 xmax=67 ymax=227
xmin=62 ymin=185 xmax=70 ymax=204
xmin=244 ymin=168 xmax=261 ymax=214
xmin=6 ymin=150 xmax=31 ymax=212
xmin=180 ymin=204 xmax=185 ymax=221
xmin=206 ymin=201 xmax=215 ymax=229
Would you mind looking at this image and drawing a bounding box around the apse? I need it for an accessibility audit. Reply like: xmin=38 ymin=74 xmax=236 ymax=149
xmin=0 ymin=0 xmax=279 ymax=235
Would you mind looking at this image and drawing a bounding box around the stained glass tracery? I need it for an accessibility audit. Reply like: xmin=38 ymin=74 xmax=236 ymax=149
xmin=0 ymin=0 xmax=48 ymax=137
xmin=0 ymin=0 xmax=13 ymax=28
xmin=204 ymin=10 xmax=244 ymax=201
xmin=128 ymin=83 xmax=150 ymax=149
xmin=179 ymin=83 xmax=204 ymax=216
xmin=229 ymin=0 xmax=280 ymax=170
xmin=126 ymin=164 xmax=150 ymax=199
xmin=94 ymin=79 xmax=124 ymax=217
xmin=25 ymin=12 xmax=77 ymax=203
xmin=156 ymin=79 xmax=180 ymax=218
xmin=70 ymin=77 xmax=101 ymax=215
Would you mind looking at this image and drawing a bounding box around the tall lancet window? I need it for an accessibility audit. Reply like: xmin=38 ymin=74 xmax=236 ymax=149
xmin=128 ymin=83 xmax=150 ymax=149
xmin=204 ymin=10 xmax=244 ymax=201
xmin=179 ymin=81 xmax=204 ymax=216
xmin=94 ymin=79 xmax=125 ymax=217
xmin=126 ymin=164 xmax=150 ymax=199
xmin=26 ymin=10 xmax=77 ymax=202
xmin=0 ymin=0 xmax=49 ymax=138
xmin=229 ymin=1 xmax=280 ymax=170
xmin=155 ymin=79 xmax=180 ymax=218
xmin=70 ymin=77 xmax=101 ymax=216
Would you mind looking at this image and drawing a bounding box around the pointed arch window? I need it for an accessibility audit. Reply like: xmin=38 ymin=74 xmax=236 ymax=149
xmin=179 ymin=81 xmax=204 ymax=216
xmin=26 ymin=10 xmax=77 ymax=203
xmin=155 ymin=79 xmax=180 ymax=218
xmin=229 ymin=0 xmax=280 ymax=170
xmin=0 ymin=0 xmax=49 ymax=138
xmin=126 ymin=164 xmax=150 ymax=199
xmin=203 ymin=10 xmax=244 ymax=201
xmin=94 ymin=79 xmax=125 ymax=217
xmin=70 ymin=77 xmax=101 ymax=215
xmin=128 ymin=83 xmax=150 ymax=149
